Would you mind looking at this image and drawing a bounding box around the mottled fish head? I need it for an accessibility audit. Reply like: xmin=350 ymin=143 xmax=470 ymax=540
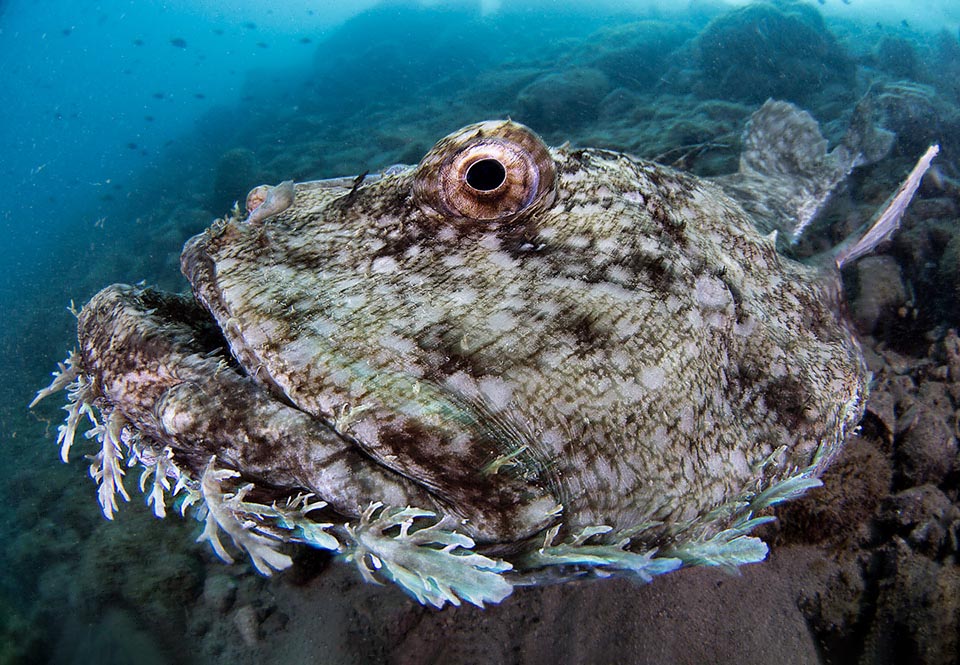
xmin=179 ymin=116 xmax=879 ymax=542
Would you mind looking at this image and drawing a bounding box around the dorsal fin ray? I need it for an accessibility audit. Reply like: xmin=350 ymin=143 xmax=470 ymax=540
xmin=834 ymin=144 xmax=939 ymax=269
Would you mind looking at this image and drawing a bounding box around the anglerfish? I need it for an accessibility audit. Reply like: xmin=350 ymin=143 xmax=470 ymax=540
xmin=34 ymin=100 xmax=937 ymax=607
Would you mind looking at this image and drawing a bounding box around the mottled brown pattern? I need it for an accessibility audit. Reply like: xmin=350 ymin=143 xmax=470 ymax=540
xmin=177 ymin=121 xmax=867 ymax=546
xmin=75 ymin=117 xmax=870 ymax=552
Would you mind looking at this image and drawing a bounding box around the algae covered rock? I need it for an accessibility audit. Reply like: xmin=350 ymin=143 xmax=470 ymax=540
xmin=875 ymin=36 xmax=924 ymax=81
xmin=515 ymin=67 xmax=611 ymax=131
xmin=577 ymin=21 xmax=694 ymax=90
xmin=692 ymin=1 xmax=854 ymax=104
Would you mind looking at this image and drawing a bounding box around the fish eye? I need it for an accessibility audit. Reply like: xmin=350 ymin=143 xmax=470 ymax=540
xmin=413 ymin=120 xmax=556 ymax=222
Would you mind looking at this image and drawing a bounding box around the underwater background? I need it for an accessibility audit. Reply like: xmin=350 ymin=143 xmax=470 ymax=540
xmin=3 ymin=0 xmax=960 ymax=662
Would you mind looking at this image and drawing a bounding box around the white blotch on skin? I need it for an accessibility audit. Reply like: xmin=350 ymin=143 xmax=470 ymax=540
xmin=448 ymin=288 xmax=478 ymax=306
xmin=370 ymin=256 xmax=399 ymax=274
xmin=442 ymin=253 xmax=466 ymax=268
xmin=488 ymin=251 xmax=518 ymax=270
xmin=678 ymin=405 xmax=695 ymax=434
xmin=307 ymin=318 xmax=337 ymax=337
xmin=554 ymin=398 xmax=578 ymax=416
xmin=351 ymin=417 xmax=381 ymax=446
xmin=605 ymin=264 xmax=633 ymax=284
xmin=444 ymin=371 xmax=479 ymax=399
xmin=591 ymin=281 xmax=633 ymax=301
xmin=616 ymin=378 xmax=644 ymax=401
xmin=651 ymin=426 xmax=668 ymax=449
xmin=614 ymin=315 xmax=642 ymax=339
xmin=478 ymin=376 xmax=514 ymax=411
xmin=435 ymin=225 xmax=459 ymax=242
xmin=596 ymin=237 xmax=621 ymax=254
xmin=447 ymin=431 xmax=474 ymax=455
xmin=540 ymin=428 xmax=565 ymax=454
xmin=479 ymin=234 xmax=501 ymax=251
xmin=341 ymin=293 xmax=367 ymax=310
xmin=378 ymin=334 xmax=416 ymax=356
xmin=733 ymin=315 xmax=757 ymax=336
xmin=664 ymin=295 xmax=683 ymax=313
xmin=486 ymin=310 xmax=517 ymax=332
xmin=536 ymin=300 xmax=561 ymax=317
xmin=694 ymin=275 xmax=731 ymax=310
xmin=282 ymin=337 xmax=323 ymax=368
xmin=641 ymin=366 xmax=666 ymax=390
xmin=706 ymin=312 xmax=727 ymax=328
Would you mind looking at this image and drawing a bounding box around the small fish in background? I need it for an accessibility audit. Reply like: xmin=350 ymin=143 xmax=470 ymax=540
xmin=126 ymin=143 xmax=137 ymax=150
xmin=242 ymin=21 xmax=256 ymax=30
xmin=152 ymin=92 xmax=165 ymax=99
xmin=212 ymin=28 xmax=224 ymax=35
xmin=256 ymin=42 xmax=269 ymax=48
xmin=299 ymin=37 xmax=312 ymax=44
xmin=61 ymin=27 xmax=72 ymax=36
xmin=169 ymin=37 xmax=187 ymax=48
xmin=144 ymin=115 xmax=154 ymax=122
xmin=194 ymin=93 xmax=206 ymax=100
xmin=132 ymin=38 xmax=144 ymax=46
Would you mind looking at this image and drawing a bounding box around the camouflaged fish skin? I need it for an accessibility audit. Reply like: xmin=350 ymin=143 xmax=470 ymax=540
xmin=165 ymin=119 xmax=868 ymax=548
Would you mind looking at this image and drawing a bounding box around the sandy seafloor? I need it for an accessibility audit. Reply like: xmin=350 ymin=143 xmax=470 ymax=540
xmin=3 ymin=1 xmax=960 ymax=663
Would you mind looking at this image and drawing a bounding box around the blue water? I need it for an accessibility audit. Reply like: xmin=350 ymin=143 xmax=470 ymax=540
xmin=2 ymin=0 xmax=959 ymax=662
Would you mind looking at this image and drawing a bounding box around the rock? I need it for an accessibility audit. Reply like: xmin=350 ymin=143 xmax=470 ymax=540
xmin=894 ymin=405 xmax=957 ymax=488
xmin=598 ymin=87 xmax=644 ymax=123
xmin=944 ymin=329 xmax=960 ymax=383
xmin=875 ymin=36 xmax=923 ymax=81
xmin=232 ymin=604 xmax=260 ymax=647
xmin=691 ymin=2 xmax=854 ymax=105
xmin=798 ymin=556 xmax=868 ymax=662
xmin=76 ymin=511 xmax=204 ymax=633
xmin=577 ymin=21 xmax=693 ymax=90
xmin=879 ymin=485 xmax=960 ymax=556
xmin=865 ymin=378 xmax=897 ymax=443
xmin=938 ymin=235 xmax=960 ymax=315
xmin=515 ymin=68 xmax=610 ymax=132
xmin=850 ymin=255 xmax=908 ymax=336
xmin=917 ymin=381 xmax=955 ymax=414
xmin=866 ymin=81 xmax=951 ymax=156
xmin=202 ymin=574 xmax=238 ymax=615
xmin=771 ymin=434 xmax=892 ymax=545
xmin=860 ymin=538 xmax=960 ymax=665
xmin=51 ymin=608 xmax=169 ymax=665
xmin=391 ymin=549 xmax=826 ymax=665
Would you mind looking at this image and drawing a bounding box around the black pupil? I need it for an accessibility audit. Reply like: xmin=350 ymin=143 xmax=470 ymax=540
xmin=465 ymin=158 xmax=506 ymax=191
